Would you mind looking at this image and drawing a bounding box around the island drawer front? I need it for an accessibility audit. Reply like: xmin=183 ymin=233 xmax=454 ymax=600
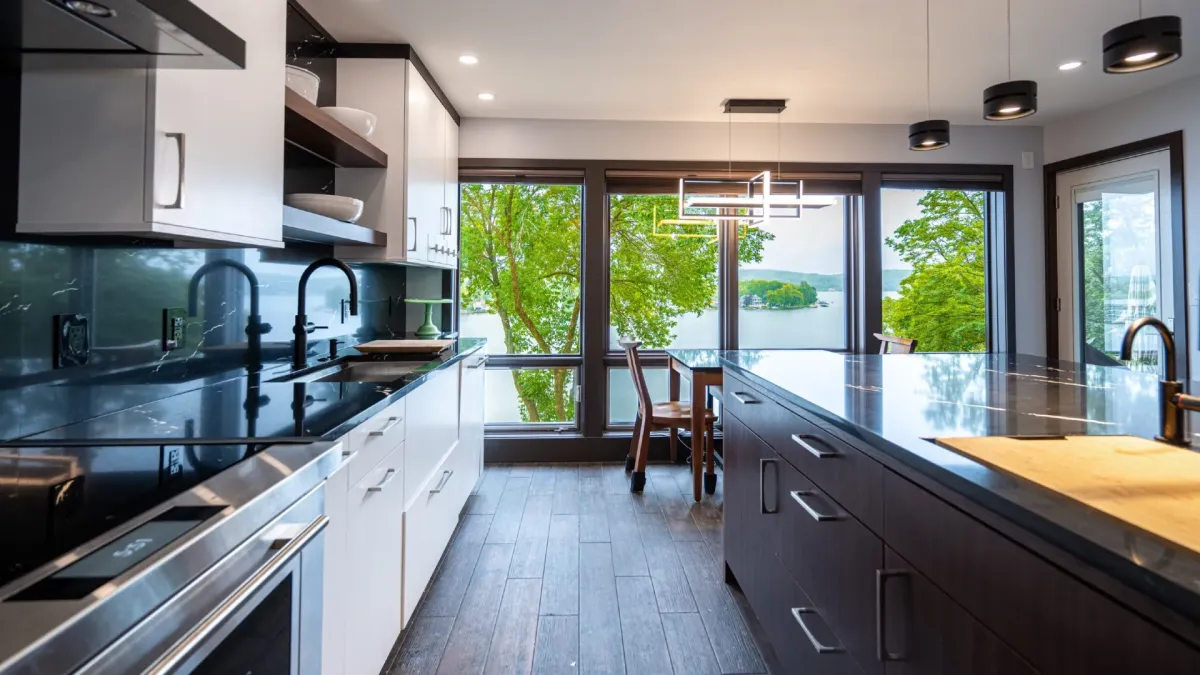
xmin=884 ymin=471 xmax=1200 ymax=675
xmin=742 ymin=547 xmax=865 ymax=675
xmin=776 ymin=455 xmax=884 ymax=675
xmin=724 ymin=371 xmax=884 ymax=532
xmin=347 ymin=397 xmax=407 ymax=486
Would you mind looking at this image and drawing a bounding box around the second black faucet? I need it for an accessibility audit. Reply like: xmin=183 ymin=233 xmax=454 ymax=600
xmin=294 ymin=258 xmax=359 ymax=370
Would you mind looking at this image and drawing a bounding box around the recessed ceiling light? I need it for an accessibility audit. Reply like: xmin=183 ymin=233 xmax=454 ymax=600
xmin=459 ymin=54 xmax=479 ymax=65
xmin=1058 ymin=60 xmax=1084 ymax=71
xmin=477 ymin=92 xmax=495 ymax=101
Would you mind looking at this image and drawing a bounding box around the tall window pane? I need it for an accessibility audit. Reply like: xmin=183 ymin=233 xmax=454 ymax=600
xmin=738 ymin=196 xmax=847 ymax=349
xmin=607 ymin=194 xmax=721 ymax=349
xmin=881 ymin=188 xmax=987 ymax=353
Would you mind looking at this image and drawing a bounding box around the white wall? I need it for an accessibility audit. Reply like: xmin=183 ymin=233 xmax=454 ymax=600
xmin=461 ymin=118 xmax=1046 ymax=354
xmin=1044 ymin=74 xmax=1199 ymax=365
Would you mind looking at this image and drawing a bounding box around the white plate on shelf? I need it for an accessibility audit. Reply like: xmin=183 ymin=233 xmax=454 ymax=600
xmin=285 ymin=65 xmax=320 ymax=105
xmin=320 ymin=107 xmax=377 ymax=138
xmin=285 ymin=194 xmax=364 ymax=223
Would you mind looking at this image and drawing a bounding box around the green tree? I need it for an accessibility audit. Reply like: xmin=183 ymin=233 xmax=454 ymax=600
xmin=460 ymin=186 xmax=770 ymax=423
xmin=1081 ymin=200 xmax=1106 ymax=354
xmin=764 ymin=282 xmax=817 ymax=309
xmin=881 ymin=190 xmax=986 ymax=352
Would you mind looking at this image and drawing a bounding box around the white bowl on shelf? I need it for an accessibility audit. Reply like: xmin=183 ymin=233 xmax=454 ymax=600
xmin=285 ymin=65 xmax=320 ymax=105
xmin=320 ymin=107 xmax=377 ymax=138
xmin=285 ymin=194 xmax=364 ymax=223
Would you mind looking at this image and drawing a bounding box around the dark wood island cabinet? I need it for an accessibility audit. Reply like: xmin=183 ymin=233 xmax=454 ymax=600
xmin=719 ymin=352 xmax=1200 ymax=675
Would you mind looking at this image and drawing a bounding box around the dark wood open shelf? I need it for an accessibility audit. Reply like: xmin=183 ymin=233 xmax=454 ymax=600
xmin=284 ymin=88 xmax=388 ymax=169
xmin=282 ymin=205 xmax=387 ymax=246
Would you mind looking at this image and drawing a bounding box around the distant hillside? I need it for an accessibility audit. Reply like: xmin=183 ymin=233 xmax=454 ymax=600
xmin=741 ymin=269 xmax=913 ymax=293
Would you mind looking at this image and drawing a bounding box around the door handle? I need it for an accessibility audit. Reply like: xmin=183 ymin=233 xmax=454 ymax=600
xmin=367 ymin=468 xmax=399 ymax=493
xmin=429 ymin=469 xmax=454 ymax=494
xmin=157 ymin=132 xmax=186 ymax=209
xmin=731 ymin=392 xmax=759 ymax=405
xmin=368 ymin=416 xmax=402 ymax=437
xmin=790 ymin=490 xmax=843 ymax=522
xmin=791 ymin=608 xmax=844 ymax=654
xmin=876 ymin=569 xmax=909 ymax=662
xmin=791 ymin=434 xmax=840 ymax=459
xmin=407 ymin=217 xmax=418 ymax=252
xmin=759 ymin=458 xmax=778 ymax=514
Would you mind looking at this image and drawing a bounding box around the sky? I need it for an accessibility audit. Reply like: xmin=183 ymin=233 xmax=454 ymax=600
xmin=745 ymin=188 xmax=926 ymax=274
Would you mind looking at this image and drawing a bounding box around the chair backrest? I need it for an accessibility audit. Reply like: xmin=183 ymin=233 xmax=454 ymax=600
xmin=874 ymin=333 xmax=918 ymax=354
xmin=621 ymin=341 xmax=653 ymax=416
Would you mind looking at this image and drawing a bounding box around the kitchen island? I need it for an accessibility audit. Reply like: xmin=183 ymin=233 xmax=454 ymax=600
xmin=720 ymin=349 xmax=1200 ymax=675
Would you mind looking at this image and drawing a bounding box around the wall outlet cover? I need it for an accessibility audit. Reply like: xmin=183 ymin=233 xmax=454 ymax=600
xmin=1021 ymin=151 xmax=1035 ymax=169
xmin=162 ymin=308 xmax=187 ymax=351
xmin=53 ymin=313 xmax=89 ymax=369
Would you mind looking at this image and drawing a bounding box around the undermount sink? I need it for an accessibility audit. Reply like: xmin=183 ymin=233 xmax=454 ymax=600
xmin=270 ymin=360 xmax=427 ymax=384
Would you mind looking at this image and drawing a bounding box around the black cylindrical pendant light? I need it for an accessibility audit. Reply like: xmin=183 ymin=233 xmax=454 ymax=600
xmin=909 ymin=120 xmax=950 ymax=151
xmin=909 ymin=0 xmax=949 ymax=151
xmin=1103 ymin=14 xmax=1182 ymax=73
xmin=983 ymin=80 xmax=1038 ymax=120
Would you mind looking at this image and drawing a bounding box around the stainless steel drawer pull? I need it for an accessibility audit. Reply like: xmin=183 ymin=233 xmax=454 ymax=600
xmin=367 ymin=468 xmax=398 ymax=493
xmin=791 ymin=434 xmax=840 ymax=459
xmin=146 ymin=515 xmax=329 ymax=674
xmin=369 ymin=416 xmax=402 ymax=437
xmin=791 ymin=607 xmax=845 ymax=654
xmin=731 ymin=392 xmax=760 ymax=405
xmin=430 ymin=469 xmax=454 ymax=494
xmin=790 ymin=490 xmax=844 ymax=522
xmin=467 ymin=358 xmax=486 ymax=369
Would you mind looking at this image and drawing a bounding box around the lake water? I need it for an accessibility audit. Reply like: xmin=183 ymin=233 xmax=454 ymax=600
xmin=462 ymin=291 xmax=873 ymax=424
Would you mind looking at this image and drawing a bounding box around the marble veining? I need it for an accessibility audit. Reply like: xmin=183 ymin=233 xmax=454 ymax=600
xmin=720 ymin=349 xmax=1200 ymax=622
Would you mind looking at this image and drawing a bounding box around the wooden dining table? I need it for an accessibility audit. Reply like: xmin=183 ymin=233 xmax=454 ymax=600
xmin=665 ymin=348 xmax=724 ymax=502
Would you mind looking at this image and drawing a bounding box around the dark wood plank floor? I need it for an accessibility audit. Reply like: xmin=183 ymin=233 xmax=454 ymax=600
xmin=387 ymin=462 xmax=775 ymax=675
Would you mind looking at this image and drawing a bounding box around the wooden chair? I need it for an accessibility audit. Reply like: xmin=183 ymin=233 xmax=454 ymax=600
xmin=875 ymin=333 xmax=918 ymax=354
xmin=622 ymin=341 xmax=715 ymax=494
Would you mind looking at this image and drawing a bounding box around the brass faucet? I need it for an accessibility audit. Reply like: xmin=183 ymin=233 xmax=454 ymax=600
xmin=1120 ymin=316 xmax=1200 ymax=445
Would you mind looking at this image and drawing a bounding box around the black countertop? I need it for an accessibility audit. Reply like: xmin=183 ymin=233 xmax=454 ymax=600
xmin=15 ymin=338 xmax=487 ymax=445
xmin=719 ymin=349 xmax=1200 ymax=623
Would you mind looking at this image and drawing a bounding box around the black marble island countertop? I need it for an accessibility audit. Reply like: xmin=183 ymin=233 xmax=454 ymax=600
xmin=14 ymin=338 xmax=487 ymax=445
xmin=719 ymin=349 xmax=1200 ymax=626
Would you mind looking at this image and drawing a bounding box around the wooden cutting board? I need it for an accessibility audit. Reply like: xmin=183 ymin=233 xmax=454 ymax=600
xmin=354 ymin=339 xmax=453 ymax=354
xmin=936 ymin=435 xmax=1200 ymax=554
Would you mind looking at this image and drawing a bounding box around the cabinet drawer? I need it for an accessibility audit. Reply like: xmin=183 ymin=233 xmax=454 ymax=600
xmin=405 ymin=366 xmax=461 ymax=507
xmin=402 ymin=441 xmax=474 ymax=626
xmin=347 ymin=397 xmax=406 ymax=486
xmin=725 ymin=372 xmax=883 ymax=531
xmin=776 ymin=455 xmax=883 ymax=675
xmin=743 ymin=550 xmax=864 ymax=675
xmin=884 ymin=471 xmax=1200 ymax=675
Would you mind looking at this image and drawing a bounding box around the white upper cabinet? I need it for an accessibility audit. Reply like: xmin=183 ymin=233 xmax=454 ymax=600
xmin=407 ymin=61 xmax=446 ymax=267
xmin=442 ymin=115 xmax=460 ymax=265
xmin=18 ymin=0 xmax=285 ymax=247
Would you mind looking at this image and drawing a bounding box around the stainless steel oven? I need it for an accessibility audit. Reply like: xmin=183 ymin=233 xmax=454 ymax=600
xmin=0 ymin=442 xmax=341 ymax=675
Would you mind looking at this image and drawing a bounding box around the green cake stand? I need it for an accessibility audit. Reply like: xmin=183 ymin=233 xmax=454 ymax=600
xmin=405 ymin=298 xmax=452 ymax=339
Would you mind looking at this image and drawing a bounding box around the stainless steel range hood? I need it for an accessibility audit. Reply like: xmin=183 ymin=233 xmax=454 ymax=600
xmin=11 ymin=0 xmax=245 ymax=69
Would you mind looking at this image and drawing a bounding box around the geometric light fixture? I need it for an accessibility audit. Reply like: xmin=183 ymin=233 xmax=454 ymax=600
xmin=983 ymin=0 xmax=1038 ymax=121
xmin=1103 ymin=1 xmax=1182 ymax=74
xmin=679 ymin=172 xmax=805 ymax=224
xmin=910 ymin=0 xmax=949 ymax=150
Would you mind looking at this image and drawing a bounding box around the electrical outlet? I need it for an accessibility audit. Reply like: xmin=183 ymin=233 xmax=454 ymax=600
xmin=53 ymin=314 xmax=89 ymax=369
xmin=159 ymin=446 xmax=184 ymax=487
xmin=162 ymin=308 xmax=186 ymax=351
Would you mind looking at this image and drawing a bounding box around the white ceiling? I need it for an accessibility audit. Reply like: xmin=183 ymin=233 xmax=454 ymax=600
xmin=303 ymin=0 xmax=1200 ymax=125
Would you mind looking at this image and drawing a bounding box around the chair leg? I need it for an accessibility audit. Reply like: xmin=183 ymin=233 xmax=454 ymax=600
xmin=631 ymin=419 xmax=651 ymax=493
xmin=669 ymin=427 xmax=678 ymax=464
xmin=704 ymin=420 xmax=717 ymax=495
xmin=626 ymin=413 xmax=642 ymax=473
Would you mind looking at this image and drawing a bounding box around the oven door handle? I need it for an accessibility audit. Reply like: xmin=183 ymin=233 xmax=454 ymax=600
xmin=144 ymin=514 xmax=330 ymax=675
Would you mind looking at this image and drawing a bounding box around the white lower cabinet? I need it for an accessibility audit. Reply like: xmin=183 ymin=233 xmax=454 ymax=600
xmin=344 ymin=444 xmax=405 ymax=675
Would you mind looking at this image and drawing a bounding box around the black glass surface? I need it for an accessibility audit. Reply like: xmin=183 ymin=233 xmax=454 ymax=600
xmin=195 ymin=576 xmax=292 ymax=675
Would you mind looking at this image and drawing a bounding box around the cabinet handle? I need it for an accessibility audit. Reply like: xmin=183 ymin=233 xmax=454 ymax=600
xmin=791 ymin=433 xmax=840 ymax=459
xmin=467 ymin=358 xmax=486 ymax=369
xmin=407 ymin=217 xmax=418 ymax=252
xmin=369 ymin=416 xmax=402 ymax=437
xmin=876 ymin=569 xmax=909 ymax=662
xmin=158 ymin=131 xmax=186 ymax=209
xmin=367 ymin=468 xmax=398 ymax=493
xmin=791 ymin=608 xmax=844 ymax=654
xmin=790 ymin=490 xmax=843 ymax=522
xmin=731 ymin=392 xmax=759 ymax=405
xmin=759 ymin=458 xmax=778 ymax=514
xmin=430 ymin=469 xmax=454 ymax=494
